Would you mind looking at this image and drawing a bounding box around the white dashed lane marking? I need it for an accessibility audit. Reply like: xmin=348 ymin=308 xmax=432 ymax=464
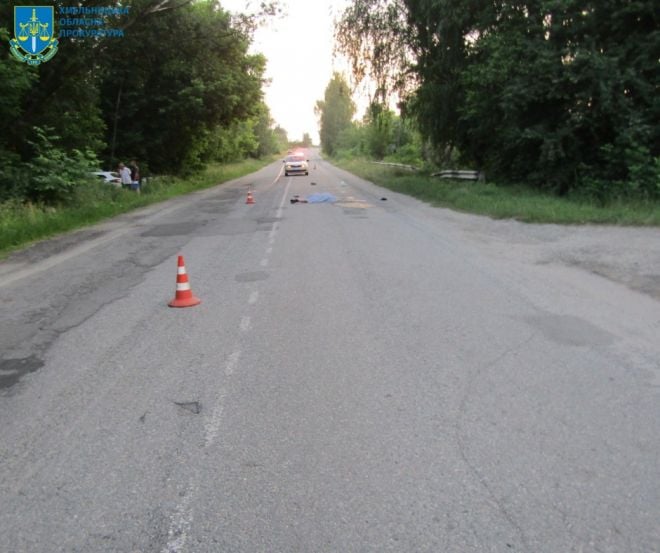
xmin=162 ymin=174 xmax=295 ymax=552
xmin=224 ymin=350 xmax=241 ymax=376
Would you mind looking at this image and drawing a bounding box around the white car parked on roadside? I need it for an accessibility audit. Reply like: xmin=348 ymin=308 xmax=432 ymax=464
xmin=91 ymin=171 xmax=121 ymax=186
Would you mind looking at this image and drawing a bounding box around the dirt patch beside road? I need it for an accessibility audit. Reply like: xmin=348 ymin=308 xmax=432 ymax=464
xmin=446 ymin=211 xmax=660 ymax=301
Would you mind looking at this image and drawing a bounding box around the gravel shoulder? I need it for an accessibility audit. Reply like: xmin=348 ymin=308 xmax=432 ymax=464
xmin=445 ymin=211 xmax=660 ymax=301
xmin=327 ymin=159 xmax=660 ymax=303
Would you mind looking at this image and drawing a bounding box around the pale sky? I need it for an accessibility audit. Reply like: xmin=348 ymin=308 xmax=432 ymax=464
xmin=221 ymin=0 xmax=355 ymax=144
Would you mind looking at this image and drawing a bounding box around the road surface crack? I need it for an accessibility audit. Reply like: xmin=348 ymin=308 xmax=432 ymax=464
xmin=455 ymin=331 xmax=538 ymax=550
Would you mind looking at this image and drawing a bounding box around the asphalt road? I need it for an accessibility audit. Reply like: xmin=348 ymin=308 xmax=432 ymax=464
xmin=1 ymin=152 xmax=659 ymax=552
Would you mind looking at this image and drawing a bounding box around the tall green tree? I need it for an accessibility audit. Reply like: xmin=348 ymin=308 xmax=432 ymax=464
xmin=251 ymin=102 xmax=283 ymax=158
xmin=0 ymin=0 xmax=277 ymax=202
xmin=0 ymin=1 xmax=107 ymax=200
xmin=337 ymin=0 xmax=660 ymax=198
xmin=364 ymin=102 xmax=395 ymax=158
xmin=315 ymin=73 xmax=356 ymax=156
xmin=334 ymin=0 xmax=411 ymax=105
xmin=301 ymin=133 xmax=313 ymax=147
xmin=0 ymin=25 xmax=36 ymax=184
xmin=272 ymin=125 xmax=288 ymax=151
xmin=407 ymin=0 xmax=660 ymax=195
xmin=98 ymin=0 xmax=266 ymax=173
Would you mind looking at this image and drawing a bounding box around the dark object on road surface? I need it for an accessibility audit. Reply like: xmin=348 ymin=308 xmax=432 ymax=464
xmin=174 ymin=401 xmax=202 ymax=414
xmin=380 ymin=197 xmax=387 ymax=201
xmin=310 ymin=182 xmax=317 ymax=185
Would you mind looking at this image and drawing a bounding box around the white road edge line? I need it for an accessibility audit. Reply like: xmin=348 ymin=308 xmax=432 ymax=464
xmin=149 ymin=171 xmax=296 ymax=553
xmin=0 ymin=202 xmax=187 ymax=288
xmin=267 ymin=176 xmax=292 ymax=244
xmin=272 ymin=163 xmax=285 ymax=185
xmin=161 ymin=477 xmax=197 ymax=553
xmin=224 ymin=350 xmax=241 ymax=376
xmin=248 ymin=290 xmax=259 ymax=305
xmin=1 ymin=164 xmax=288 ymax=289
xmin=276 ymin=177 xmax=292 ymax=219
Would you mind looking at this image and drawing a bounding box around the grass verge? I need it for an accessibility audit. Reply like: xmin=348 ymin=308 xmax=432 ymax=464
xmin=0 ymin=157 xmax=273 ymax=259
xmin=334 ymin=158 xmax=660 ymax=226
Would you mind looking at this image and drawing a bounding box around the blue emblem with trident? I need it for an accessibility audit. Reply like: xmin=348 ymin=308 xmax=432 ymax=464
xmin=10 ymin=6 xmax=59 ymax=65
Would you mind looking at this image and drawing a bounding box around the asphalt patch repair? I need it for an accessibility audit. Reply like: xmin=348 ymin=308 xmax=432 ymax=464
xmin=0 ymin=355 xmax=44 ymax=390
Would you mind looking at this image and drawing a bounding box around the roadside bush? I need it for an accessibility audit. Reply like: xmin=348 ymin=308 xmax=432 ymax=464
xmin=384 ymin=143 xmax=424 ymax=167
xmin=0 ymin=160 xmax=30 ymax=202
xmin=23 ymin=127 xmax=98 ymax=204
xmin=575 ymin=140 xmax=660 ymax=204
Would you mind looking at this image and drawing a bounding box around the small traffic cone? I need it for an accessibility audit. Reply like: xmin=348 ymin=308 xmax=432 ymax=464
xmin=246 ymin=190 xmax=255 ymax=204
xmin=168 ymin=255 xmax=201 ymax=308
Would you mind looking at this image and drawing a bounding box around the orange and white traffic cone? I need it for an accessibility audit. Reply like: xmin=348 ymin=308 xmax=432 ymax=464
xmin=168 ymin=255 xmax=201 ymax=308
xmin=246 ymin=190 xmax=255 ymax=204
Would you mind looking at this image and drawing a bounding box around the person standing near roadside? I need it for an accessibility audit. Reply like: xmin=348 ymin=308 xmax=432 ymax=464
xmin=118 ymin=162 xmax=132 ymax=189
xmin=129 ymin=160 xmax=140 ymax=193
